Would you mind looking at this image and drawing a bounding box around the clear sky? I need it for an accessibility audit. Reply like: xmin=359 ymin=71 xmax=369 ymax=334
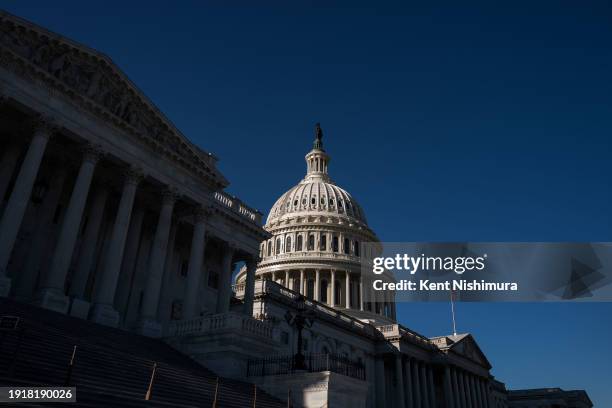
xmin=5 ymin=1 xmax=611 ymax=405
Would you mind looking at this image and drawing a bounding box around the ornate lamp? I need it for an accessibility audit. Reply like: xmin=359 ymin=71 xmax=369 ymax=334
xmin=285 ymin=295 xmax=315 ymax=371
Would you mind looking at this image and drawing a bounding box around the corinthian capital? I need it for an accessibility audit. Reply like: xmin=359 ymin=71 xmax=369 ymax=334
xmin=124 ymin=166 xmax=145 ymax=186
xmin=32 ymin=113 xmax=60 ymax=137
xmin=81 ymin=143 xmax=104 ymax=164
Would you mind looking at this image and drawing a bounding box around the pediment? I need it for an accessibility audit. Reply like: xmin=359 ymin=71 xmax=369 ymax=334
xmin=451 ymin=335 xmax=491 ymax=369
xmin=0 ymin=10 xmax=227 ymax=188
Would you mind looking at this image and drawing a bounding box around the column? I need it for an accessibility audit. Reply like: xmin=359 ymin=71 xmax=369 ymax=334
xmin=345 ymin=270 xmax=350 ymax=308
xmin=404 ymin=358 xmax=414 ymax=408
xmin=300 ymin=269 xmax=305 ymax=295
xmin=180 ymin=207 xmax=208 ymax=319
xmin=411 ymin=360 xmax=422 ymax=408
xmin=359 ymin=274 xmax=364 ymax=311
xmin=443 ymin=366 xmax=454 ymax=408
xmin=428 ymin=365 xmax=436 ymax=408
xmin=38 ymin=145 xmax=100 ymax=311
xmin=0 ymin=120 xmax=53 ymax=296
xmin=157 ymin=223 xmax=177 ymax=321
xmin=479 ymin=379 xmax=489 ymax=408
xmin=420 ymin=362 xmax=430 ymax=408
xmin=459 ymin=371 xmax=468 ymax=408
xmin=138 ymin=189 xmax=176 ymax=336
xmin=243 ymin=255 xmax=257 ymax=316
xmin=90 ymin=169 xmax=141 ymax=326
xmin=14 ymin=167 xmax=66 ymax=299
xmin=395 ymin=355 xmax=405 ymax=408
xmin=215 ymin=243 xmax=235 ymax=313
xmin=375 ymin=357 xmax=386 ymax=407
xmin=314 ymin=269 xmax=320 ymax=301
xmin=0 ymin=143 xmax=21 ymax=206
xmin=451 ymin=368 xmax=461 ymax=408
xmin=474 ymin=377 xmax=484 ymax=408
xmin=68 ymin=185 xmax=109 ymax=314
xmin=284 ymin=270 xmax=290 ymax=288
xmin=113 ymin=208 xmax=144 ymax=317
xmin=330 ymin=269 xmax=336 ymax=306
xmin=465 ymin=374 xmax=474 ymax=408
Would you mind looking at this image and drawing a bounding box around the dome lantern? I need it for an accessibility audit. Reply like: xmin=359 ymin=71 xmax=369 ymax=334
xmin=305 ymin=123 xmax=331 ymax=182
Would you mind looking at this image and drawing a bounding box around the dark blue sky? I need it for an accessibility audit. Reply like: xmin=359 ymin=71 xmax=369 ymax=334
xmin=5 ymin=1 xmax=611 ymax=404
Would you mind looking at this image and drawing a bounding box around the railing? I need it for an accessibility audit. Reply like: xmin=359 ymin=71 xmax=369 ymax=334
xmin=166 ymin=312 xmax=272 ymax=339
xmin=246 ymin=353 xmax=365 ymax=381
xmin=249 ymin=280 xmax=379 ymax=338
xmin=213 ymin=191 xmax=263 ymax=225
xmin=376 ymin=323 xmax=432 ymax=347
xmin=259 ymin=251 xmax=360 ymax=264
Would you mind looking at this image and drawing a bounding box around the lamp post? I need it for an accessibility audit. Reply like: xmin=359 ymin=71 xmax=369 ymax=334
xmin=285 ymin=295 xmax=314 ymax=370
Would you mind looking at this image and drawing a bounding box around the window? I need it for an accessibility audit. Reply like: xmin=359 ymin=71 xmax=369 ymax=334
xmin=307 ymin=234 xmax=315 ymax=251
xmin=320 ymin=234 xmax=327 ymax=251
xmin=275 ymin=237 xmax=282 ymax=255
xmin=267 ymin=241 xmax=272 ymax=257
xmin=332 ymin=236 xmax=339 ymax=252
xmin=171 ymin=300 xmax=183 ymax=320
xmin=311 ymin=197 xmax=316 ymax=205
xmin=285 ymin=235 xmax=292 ymax=252
xmin=296 ymin=235 xmax=303 ymax=251
xmin=208 ymin=270 xmax=219 ymax=289
xmin=343 ymin=238 xmax=350 ymax=254
xmin=307 ymin=279 xmax=315 ymax=298
xmin=354 ymin=241 xmax=360 ymax=257
xmin=321 ymin=280 xmax=328 ymax=303
xmin=179 ymin=260 xmax=189 ymax=277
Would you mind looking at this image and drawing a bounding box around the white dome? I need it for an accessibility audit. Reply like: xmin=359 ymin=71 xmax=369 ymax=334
xmin=266 ymin=180 xmax=368 ymax=226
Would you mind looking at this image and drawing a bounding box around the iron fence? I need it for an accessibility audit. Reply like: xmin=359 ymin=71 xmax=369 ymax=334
xmin=246 ymin=353 xmax=365 ymax=381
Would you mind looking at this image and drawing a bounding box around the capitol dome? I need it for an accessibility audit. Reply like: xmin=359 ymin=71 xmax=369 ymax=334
xmin=237 ymin=124 xmax=395 ymax=323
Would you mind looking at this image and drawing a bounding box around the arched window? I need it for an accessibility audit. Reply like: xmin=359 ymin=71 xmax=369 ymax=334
xmin=267 ymin=241 xmax=272 ymax=257
xmin=275 ymin=237 xmax=282 ymax=255
xmin=334 ymin=280 xmax=342 ymax=306
xmin=354 ymin=241 xmax=360 ymax=257
xmin=307 ymin=234 xmax=315 ymax=251
xmin=343 ymin=238 xmax=350 ymax=254
xmin=320 ymin=234 xmax=327 ymax=251
xmin=332 ymin=236 xmax=339 ymax=252
xmin=296 ymin=235 xmax=303 ymax=251
xmin=307 ymin=279 xmax=315 ymax=299
xmin=285 ymin=235 xmax=292 ymax=252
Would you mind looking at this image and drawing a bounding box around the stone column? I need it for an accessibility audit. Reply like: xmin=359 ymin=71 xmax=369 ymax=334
xmin=395 ymin=355 xmax=405 ymax=408
xmin=0 ymin=120 xmax=53 ymax=296
xmin=345 ymin=270 xmax=350 ymax=308
xmin=375 ymin=357 xmax=386 ymax=407
xmin=0 ymin=143 xmax=21 ymax=206
xmin=157 ymin=222 xmax=178 ymax=321
xmin=451 ymin=368 xmax=461 ymax=408
xmin=113 ymin=208 xmax=144 ymax=316
xmin=284 ymin=270 xmax=290 ymax=288
xmin=182 ymin=208 xmax=208 ymax=319
xmin=420 ymin=363 xmax=430 ymax=408
xmin=428 ymin=365 xmax=436 ymax=408
xmin=68 ymin=185 xmax=109 ymax=315
xmin=299 ymin=269 xmax=305 ymax=295
xmin=404 ymin=357 xmax=414 ymax=408
xmin=39 ymin=145 xmax=101 ymax=311
xmin=330 ymin=269 xmax=336 ymax=306
xmin=138 ymin=189 xmax=176 ymax=336
xmin=474 ymin=376 xmax=484 ymax=408
xmin=314 ymin=269 xmax=320 ymax=301
xmin=243 ymin=255 xmax=257 ymax=316
xmin=480 ymin=379 xmax=489 ymax=408
xmin=412 ymin=360 xmax=422 ymax=408
xmin=459 ymin=371 xmax=468 ymax=408
xmin=90 ymin=170 xmax=142 ymax=326
xmin=443 ymin=366 xmax=454 ymax=408
xmin=14 ymin=166 xmax=67 ymax=299
xmin=359 ymin=274 xmax=364 ymax=311
xmin=216 ymin=243 xmax=235 ymax=313
xmin=465 ymin=373 xmax=474 ymax=408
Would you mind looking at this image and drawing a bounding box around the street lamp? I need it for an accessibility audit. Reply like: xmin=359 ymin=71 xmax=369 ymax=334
xmin=285 ymin=295 xmax=315 ymax=371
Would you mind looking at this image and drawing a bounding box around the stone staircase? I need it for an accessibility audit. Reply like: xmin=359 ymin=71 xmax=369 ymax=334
xmin=0 ymin=298 xmax=286 ymax=407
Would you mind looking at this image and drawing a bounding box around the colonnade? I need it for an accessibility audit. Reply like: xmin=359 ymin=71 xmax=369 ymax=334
xmin=0 ymin=116 xmax=259 ymax=336
xmin=445 ymin=365 xmax=492 ymax=408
